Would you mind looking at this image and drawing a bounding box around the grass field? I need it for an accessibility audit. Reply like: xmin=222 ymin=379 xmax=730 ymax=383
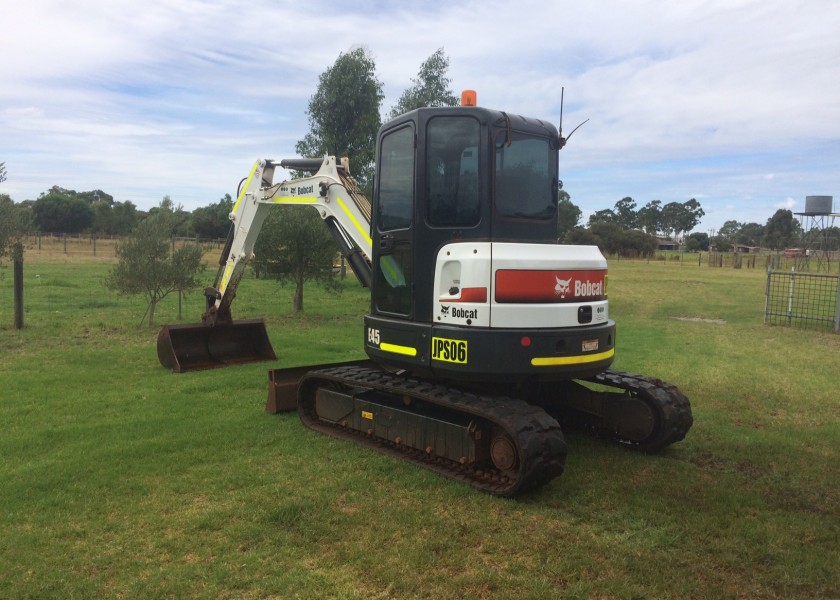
xmin=0 ymin=252 xmax=837 ymax=599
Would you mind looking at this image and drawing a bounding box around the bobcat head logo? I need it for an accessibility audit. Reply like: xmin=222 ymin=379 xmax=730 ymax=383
xmin=555 ymin=276 xmax=572 ymax=298
xmin=440 ymin=305 xmax=450 ymax=315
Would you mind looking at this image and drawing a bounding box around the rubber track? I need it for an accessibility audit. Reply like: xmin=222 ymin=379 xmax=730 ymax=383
xmin=297 ymin=365 xmax=567 ymax=496
xmin=583 ymin=369 xmax=693 ymax=451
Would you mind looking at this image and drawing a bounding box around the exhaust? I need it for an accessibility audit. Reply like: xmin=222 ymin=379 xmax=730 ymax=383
xmin=157 ymin=318 xmax=277 ymax=372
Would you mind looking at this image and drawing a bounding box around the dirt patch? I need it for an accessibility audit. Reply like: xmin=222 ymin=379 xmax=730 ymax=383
xmin=671 ymin=316 xmax=727 ymax=325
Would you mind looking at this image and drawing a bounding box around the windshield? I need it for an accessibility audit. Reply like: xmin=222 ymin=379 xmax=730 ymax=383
xmin=495 ymin=133 xmax=554 ymax=220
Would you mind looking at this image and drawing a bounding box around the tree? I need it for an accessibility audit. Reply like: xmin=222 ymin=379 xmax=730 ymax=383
xmin=589 ymin=221 xmax=626 ymax=255
xmin=712 ymin=235 xmax=733 ymax=252
xmin=763 ymin=209 xmax=799 ymax=250
xmin=588 ymin=208 xmax=617 ymax=227
xmin=613 ymin=197 xmax=638 ymax=230
xmin=110 ymin=201 xmax=140 ymax=235
xmin=565 ymin=226 xmax=599 ymax=246
xmin=389 ymin=48 xmax=459 ymax=118
xmin=0 ymin=194 xmax=32 ymax=260
xmin=252 ymin=207 xmax=341 ymax=313
xmin=675 ymin=198 xmax=705 ymax=238
xmin=556 ymin=187 xmax=581 ymax=241
xmin=585 ymin=221 xmax=656 ymax=257
xmin=656 ymin=199 xmax=703 ymax=241
xmin=717 ymin=220 xmax=742 ymax=242
xmin=146 ymin=196 xmax=192 ymax=237
xmin=191 ymin=194 xmax=233 ymax=240
xmin=637 ymin=200 xmax=662 ymax=236
xmin=620 ymin=229 xmax=657 ymax=258
xmin=736 ymin=222 xmax=764 ymax=247
xmin=295 ymin=47 xmax=384 ymax=195
xmin=105 ymin=199 xmax=205 ymax=326
xmin=91 ymin=199 xmax=115 ymax=234
xmin=686 ymin=232 xmax=710 ymax=252
xmin=77 ymin=189 xmax=114 ymax=205
xmin=31 ymin=189 xmax=94 ymax=233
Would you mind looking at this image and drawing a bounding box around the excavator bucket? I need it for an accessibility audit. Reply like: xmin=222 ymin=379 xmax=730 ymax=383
xmin=157 ymin=319 xmax=277 ymax=372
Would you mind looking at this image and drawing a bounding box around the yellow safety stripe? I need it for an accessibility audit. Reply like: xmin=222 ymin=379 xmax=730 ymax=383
xmin=219 ymin=261 xmax=235 ymax=294
xmin=380 ymin=342 xmax=417 ymax=357
xmin=531 ymin=348 xmax=615 ymax=367
xmin=232 ymin=161 xmax=261 ymax=215
xmin=336 ymin=196 xmax=372 ymax=247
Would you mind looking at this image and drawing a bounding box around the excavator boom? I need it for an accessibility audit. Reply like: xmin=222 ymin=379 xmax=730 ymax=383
xmin=157 ymin=156 xmax=372 ymax=372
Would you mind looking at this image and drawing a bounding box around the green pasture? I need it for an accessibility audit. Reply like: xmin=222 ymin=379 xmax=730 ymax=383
xmin=0 ymin=256 xmax=837 ymax=599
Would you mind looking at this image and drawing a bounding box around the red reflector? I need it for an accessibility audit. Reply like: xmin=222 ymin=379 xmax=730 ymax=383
xmin=439 ymin=287 xmax=487 ymax=303
xmin=520 ymin=336 xmax=531 ymax=347
xmin=459 ymin=287 xmax=487 ymax=302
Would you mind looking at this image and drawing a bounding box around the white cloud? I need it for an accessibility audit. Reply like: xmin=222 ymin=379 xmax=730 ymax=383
xmin=1 ymin=0 xmax=838 ymax=230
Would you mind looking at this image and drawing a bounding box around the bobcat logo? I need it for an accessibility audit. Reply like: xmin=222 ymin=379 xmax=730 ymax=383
xmin=554 ymin=276 xmax=572 ymax=298
xmin=440 ymin=305 xmax=450 ymax=315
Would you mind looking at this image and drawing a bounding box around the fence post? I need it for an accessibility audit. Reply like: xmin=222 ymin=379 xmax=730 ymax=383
xmin=13 ymin=243 xmax=24 ymax=329
xmin=787 ymin=267 xmax=796 ymax=326
xmin=834 ymin=273 xmax=840 ymax=333
xmin=764 ymin=267 xmax=771 ymax=324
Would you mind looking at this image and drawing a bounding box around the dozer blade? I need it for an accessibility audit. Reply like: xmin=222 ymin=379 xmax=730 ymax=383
xmin=157 ymin=319 xmax=277 ymax=372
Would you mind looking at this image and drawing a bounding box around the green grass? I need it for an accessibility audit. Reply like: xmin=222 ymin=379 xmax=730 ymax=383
xmin=0 ymin=258 xmax=838 ymax=599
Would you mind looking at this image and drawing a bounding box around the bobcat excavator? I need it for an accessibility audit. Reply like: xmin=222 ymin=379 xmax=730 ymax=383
xmin=157 ymin=91 xmax=692 ymax=496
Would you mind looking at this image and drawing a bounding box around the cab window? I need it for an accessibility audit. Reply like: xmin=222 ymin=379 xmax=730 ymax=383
xmin=427 ymin=117 xmax=480 ymax=227
xmin=495 ymin=133 xmax=554 ymax=220
xmin=378 ymin=125 xmax=414 ymax=231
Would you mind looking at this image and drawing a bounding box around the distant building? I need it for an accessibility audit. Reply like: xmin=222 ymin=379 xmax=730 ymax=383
xmin=734 ymin=244 xmax=761 ymax=254
xmin=784 ymin=248 xmax=806 ymax=258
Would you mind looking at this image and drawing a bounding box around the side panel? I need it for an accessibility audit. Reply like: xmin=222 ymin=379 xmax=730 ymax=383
xmin=433 ymin=242 xmax=492 ymax=327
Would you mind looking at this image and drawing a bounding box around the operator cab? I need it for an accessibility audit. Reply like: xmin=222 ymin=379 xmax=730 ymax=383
xmin=371 ymin=104 xmax=563 ymax=324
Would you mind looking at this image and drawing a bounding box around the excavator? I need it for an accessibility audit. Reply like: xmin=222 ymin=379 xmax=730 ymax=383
xmin=157 ymin=91 xmax=692 ymax=496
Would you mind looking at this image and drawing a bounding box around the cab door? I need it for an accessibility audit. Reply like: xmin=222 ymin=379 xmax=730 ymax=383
xmin=371 ymin=123 xmax=415 ymax=319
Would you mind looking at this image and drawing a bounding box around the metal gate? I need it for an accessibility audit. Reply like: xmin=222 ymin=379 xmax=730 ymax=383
xmin=764 ymin=268 xmax=840 ymax=332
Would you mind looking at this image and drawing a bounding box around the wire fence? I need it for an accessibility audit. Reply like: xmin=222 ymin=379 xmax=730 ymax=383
xmin=23 ymin=234 xmax=227 ymax=261
xmin=764 ymin=269 xmax=840 ymax=332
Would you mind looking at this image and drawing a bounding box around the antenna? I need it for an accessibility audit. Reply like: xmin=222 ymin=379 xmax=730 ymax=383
xmin=557 ymin=87 xmax=589 ymax=149
xmin=558 ymin=88 xmax=566 ymax=148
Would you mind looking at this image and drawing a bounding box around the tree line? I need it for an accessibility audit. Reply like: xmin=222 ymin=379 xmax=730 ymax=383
xmin=558 ymin=193 xmax=831 ymax=255
xmin=708 ymin=212 xmax=840 ymax=252
xmin=0 ymin=185 xmax=234 ymax=240
xmin=557 ymin=195 xmax=706 ymax=258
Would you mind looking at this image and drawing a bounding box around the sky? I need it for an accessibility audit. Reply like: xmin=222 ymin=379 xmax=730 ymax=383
xmin=2 ymin=0 xmax=839 ymax=233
